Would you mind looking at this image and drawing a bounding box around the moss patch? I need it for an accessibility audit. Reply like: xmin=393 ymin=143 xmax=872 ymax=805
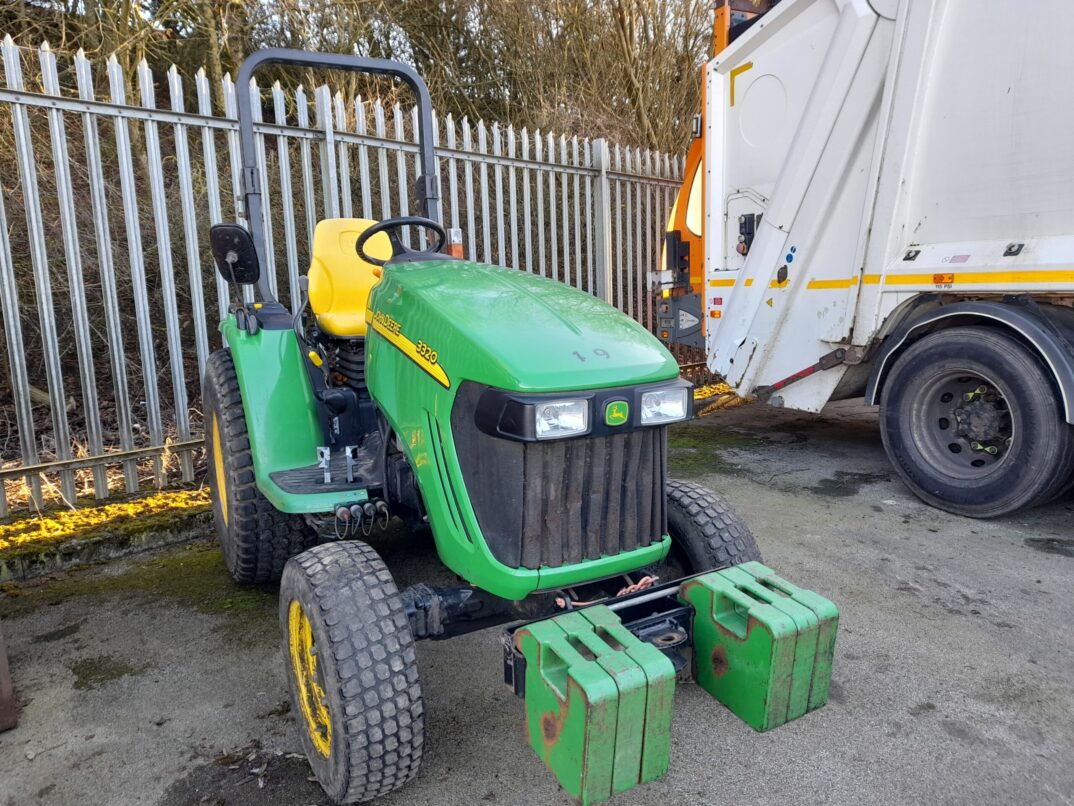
xmin=667 ymin=421 xmax=765 ymax=478
xmin=0 ymin=488 xmax=211 ymax=561
xmin=68 ymin=654 xmax=148 ymax=690
xmin=0 ymin=539 xmax=277 ymax=627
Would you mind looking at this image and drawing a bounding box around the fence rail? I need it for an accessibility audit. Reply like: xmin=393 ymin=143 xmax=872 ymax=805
xmin=0 ymin=36 xmax=682 ymax=515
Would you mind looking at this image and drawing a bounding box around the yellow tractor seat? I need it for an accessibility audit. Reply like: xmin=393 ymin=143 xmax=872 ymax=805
xmin=307 ymin=218 xmax=392 ymax=338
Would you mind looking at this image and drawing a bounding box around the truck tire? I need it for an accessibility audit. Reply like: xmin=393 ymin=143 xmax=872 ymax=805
xmin=664 ymin=479 xmax=763 ymax=574
xmin=203 ymin=349 xmax=312 ymax=584
xmin=879 ymin=326 xmax=1074 ymax=517
xmin=280 ymin=542 xmax=424 ymax=804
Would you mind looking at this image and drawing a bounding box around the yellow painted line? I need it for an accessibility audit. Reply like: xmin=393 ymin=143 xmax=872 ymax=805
xmin=744 ymin=278 xmax=754 ymax=287
xmin=862 ymin=274 xmax=881 ymax=285
xmin=709 ymin=278 xmax=737 ymax=287
xmin=769 ymin=279 xmax=789 ymax=289
xmin=883 ymin=269 xmax=1074 ymax=286
xmin=370 ymin=315 xmax=451 ymax=389
xmin=729 ymin=62 xmax=754 ymax=107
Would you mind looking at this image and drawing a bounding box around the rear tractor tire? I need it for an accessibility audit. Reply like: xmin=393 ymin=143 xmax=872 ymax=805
xmin=879 ymin=327 xmax=1074 ymax=518
xmin=280 ymin=542 xmax=425 ymax=804
xmin=203 ymin=349 xmax=312 ymax=584
xmin=658 ymin=479 xmax=763 ymax=577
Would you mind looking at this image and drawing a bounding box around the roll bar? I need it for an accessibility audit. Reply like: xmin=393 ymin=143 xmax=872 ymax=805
xmin=235 ymin=48 xmax=442 ymax=302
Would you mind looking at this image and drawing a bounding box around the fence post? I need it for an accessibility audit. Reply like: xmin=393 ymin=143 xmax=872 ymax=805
xmin=592 ymin=138 xmax=614 ymax=304
xmin=315 ymin=85 xmax=340 ymax=219
xmin=0 ymin=618 xmax=16 ymax=731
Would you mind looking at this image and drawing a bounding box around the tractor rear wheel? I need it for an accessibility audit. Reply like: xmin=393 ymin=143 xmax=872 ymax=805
xmin=280 ymin=541 xmax=425 ymax=804
xmin=203 ymin=349 xmax=312 ymax=584
xmin=660 ymin=479 xmax=763 ymax=576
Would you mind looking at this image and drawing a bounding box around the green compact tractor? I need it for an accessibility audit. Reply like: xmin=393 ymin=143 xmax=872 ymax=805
xmin=204 ymin=49 xmax=837 ymax=805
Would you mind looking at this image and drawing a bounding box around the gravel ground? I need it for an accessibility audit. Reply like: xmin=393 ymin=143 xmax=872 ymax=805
xmin=1 ymin=400 xmax=1072 ymax=806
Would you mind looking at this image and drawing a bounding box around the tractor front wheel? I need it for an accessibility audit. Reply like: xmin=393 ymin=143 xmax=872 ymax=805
xmin=280 ymin=542 xmax=425 ymax=804
xmin=203 ymin=349 xmax=311 ymax=584
xmin=660 ymin=479 xmax=763 ymax=576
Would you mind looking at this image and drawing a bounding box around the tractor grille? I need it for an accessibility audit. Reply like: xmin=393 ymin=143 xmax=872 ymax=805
xmin=450 ymin=383 xmax=667 ymax=569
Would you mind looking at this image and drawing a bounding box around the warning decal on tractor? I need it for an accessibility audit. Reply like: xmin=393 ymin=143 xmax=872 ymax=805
xmin=370 ymin=310 xmax=451 ymax=389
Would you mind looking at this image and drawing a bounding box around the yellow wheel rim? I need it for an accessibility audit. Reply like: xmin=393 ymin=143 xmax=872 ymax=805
xmin=211 ymin=412 xmax=228 ymax=525
xmin=288 ymin=599 xmax=332 ymax=757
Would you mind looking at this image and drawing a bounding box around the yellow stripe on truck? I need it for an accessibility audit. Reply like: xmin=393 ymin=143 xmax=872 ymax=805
xmin=729 ymin=62 xmax=754 ymax=107
xmin=805 ymin=275 xmax=879 ymax=288
xmin=807 ymin=277 xmax=857 ymax=289
xmin=883 ymin=269 xmax=1074 ymax=286
xmin=705 ymin=269 xmax=1074 ymax=294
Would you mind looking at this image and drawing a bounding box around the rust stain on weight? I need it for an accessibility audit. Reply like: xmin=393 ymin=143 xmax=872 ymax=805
xmin=712 ymin=645 xmax=730 ymax=678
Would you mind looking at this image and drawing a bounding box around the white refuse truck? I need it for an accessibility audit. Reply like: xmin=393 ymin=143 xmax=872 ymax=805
xmin=657 ymin=0 xmax=1074 ymax=518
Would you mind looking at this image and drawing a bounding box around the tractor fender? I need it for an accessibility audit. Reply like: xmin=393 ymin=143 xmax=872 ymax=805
xmin=865 ymin=299 xmax=1074 ymax=423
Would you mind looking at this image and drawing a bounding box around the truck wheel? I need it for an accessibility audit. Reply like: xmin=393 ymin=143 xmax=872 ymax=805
xmin=663 ymin=479 xmax=763 ymax=574
xmin=280 ymin=542 xmax=424 ymax=804
xmin=203 ymin=349 xmax=312 ymax=584
xmin=879 ymin=326 xmax=1074 ymax=517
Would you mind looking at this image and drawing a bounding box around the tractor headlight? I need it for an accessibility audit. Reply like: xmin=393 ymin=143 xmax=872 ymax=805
xmin=640 ymin=387 xmax=689 ymax=425
xmin=534 ymin=399 xmax=590 ymax=440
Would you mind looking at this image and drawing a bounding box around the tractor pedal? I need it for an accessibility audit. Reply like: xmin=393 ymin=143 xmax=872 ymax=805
xmin=344 ymin=445 xmax=357 ymax=483
xmin=514 ymin=605 xmax=675 ymax=806
xmin=679 ymin=564 xmax=838 ymax=732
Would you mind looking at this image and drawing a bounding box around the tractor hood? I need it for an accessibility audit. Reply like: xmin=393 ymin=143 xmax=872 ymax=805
xmin=367 ymin=258 xmax=679 ymax=393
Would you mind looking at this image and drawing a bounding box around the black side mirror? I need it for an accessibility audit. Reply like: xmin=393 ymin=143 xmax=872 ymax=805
xmin=210 ymin=224 xmax=260 ymax=285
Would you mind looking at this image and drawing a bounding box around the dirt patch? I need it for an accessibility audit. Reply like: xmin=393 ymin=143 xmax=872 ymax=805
xmin=159 ymin=744 xmax=330 ymax=806
xmin=1024 ymin=537 xmax=1074 ymax=558
xmin=806 ymin=471 xmax=890 ymax=498
xmin=68 ymin=654 xmax=148 ymax=691
xmin=32 ymin=620 xmax=84 ymax=643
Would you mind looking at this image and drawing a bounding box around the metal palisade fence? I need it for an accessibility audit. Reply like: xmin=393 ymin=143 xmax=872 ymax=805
xmin=0 ymin=37 xmax=683 ymax=514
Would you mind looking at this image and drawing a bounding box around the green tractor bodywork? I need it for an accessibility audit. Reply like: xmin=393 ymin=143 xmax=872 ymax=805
xmin=367 ymin=259 xmax=679 ymax=599
xmin=221 ymin=320 xmax=342 ymax=513
xmin=224 ymin=259 xmax=678 ymax=599
xmin=205 ymin=46 xmax=834 ymax=806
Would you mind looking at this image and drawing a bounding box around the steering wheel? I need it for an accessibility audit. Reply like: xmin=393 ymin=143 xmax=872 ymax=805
xmin=356 ymin=216 xmax=447 ymax=266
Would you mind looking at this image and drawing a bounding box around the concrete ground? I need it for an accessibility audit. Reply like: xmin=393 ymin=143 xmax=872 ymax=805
xmin=1 ymin=400 xmax=1072 ymax=806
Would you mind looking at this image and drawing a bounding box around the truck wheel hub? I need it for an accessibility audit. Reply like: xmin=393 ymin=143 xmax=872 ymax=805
xmin=914 ymin=372 xmax=1014 ymax=477
xmin=957 ymin=396 xmax=1008 ymax=442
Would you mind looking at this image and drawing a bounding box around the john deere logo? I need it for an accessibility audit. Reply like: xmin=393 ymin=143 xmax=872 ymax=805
xmin=605 ymin=400 xmax=629 ymax=427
